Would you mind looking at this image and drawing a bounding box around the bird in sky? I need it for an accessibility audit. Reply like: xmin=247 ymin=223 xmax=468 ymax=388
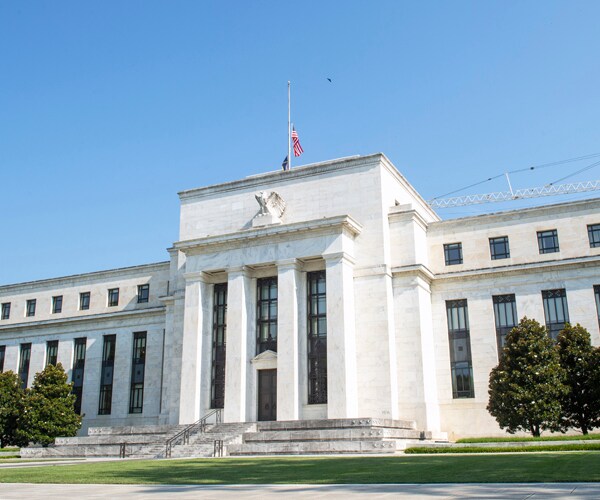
xmin=327 ymin=78 xmax=332 ymax=82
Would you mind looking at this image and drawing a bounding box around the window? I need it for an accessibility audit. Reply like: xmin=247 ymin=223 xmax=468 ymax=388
xmin=52 ymin=295 xmax=63 ymax=314
xmin=108 ymin=288 xmax=119 ymax=307
xmin=537 ymin=230 xmax=559 ymax=254
xmin=444 ymin=243 xmax=463 ymax=265
xmin=542 ymin=289 xmax=569 ymax=340
xmin=489 ymin=236 xmax=510 ymax=260
xmin=46 ymin=340 xmax=59 ymax=366
xmin=256 ymin=278 xmax=277 ymax=354
xmin=26 ymin=299 xmax=36 ymax=317
xmin=307 ymin=271 xmax=327 ymax=404
xmin=211 ymin=284 xmax=227 ymax=409
xmin=588 ymin=224 xmax=600 ymax=248
xmin=594 ymin=286 xmax=600 ymax=330
xmin=1 ymin=303 xmax=10 ymax=320
xmin=79 ymin=292 xmax=90 ymax=311
xmin=72 ymin=337 xmax=87 ymax=415
xmin=19 ymin=343 xmax=31 ymax=389
xmin=492 ymin=295 xmax=518 ymax=359
xmin=129 ymin=332 xmax=147 ymax=413
xmin=446 ymin=300 xmax=474 ymax=398
xmin=98 ymin=335 xmax=116 ymax=415
xmin=137 ymin=284 xmax=150 ymax=304
xmin=0 ymin=346 xmax=5 ymax=372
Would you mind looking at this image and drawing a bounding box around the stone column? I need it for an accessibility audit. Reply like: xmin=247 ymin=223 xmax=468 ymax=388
xmin=178 ymin=273 xmax=207 ymax=424
xmin=276 ymin=259 xmax=301 ymax=421
xmin=325 ymin=252 xmax=358 ymax=418
xmin=224 ymin=267 xmax=252 ymax=423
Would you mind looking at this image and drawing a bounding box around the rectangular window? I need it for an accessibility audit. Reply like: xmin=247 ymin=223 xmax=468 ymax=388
xmin=1 ymin=302 xmax=10 ymax=320
xmin=444 ymin=243 xmax=463 ymax=265
xmin=98 ymin=335 xmax=116 ymax=415
xmin=52 ymin=295 xmax=63 ymax=314
xmin=46 ymin=340 xmax=59 ymax=366
xmin=489 ymin=236 xmax=510 ymax=260
xmin=26 ymin=299 xmax=36 ymax=317
xmin=108 ymin=288 xmax=119 ymax=307
xmin=307 ymin=271 xmax=327 ymax=404
xmin=129 ymin=332 xmax=147 ymax=413
xmin=542 ymin=289 xmax=570 ymax=340
xmin=72 ymin=337 xmax=87 ymax=415
xmin=492 ymin=294 xmax=518 ymax=359
xmin=79 ymin=292 xmax=90 ymax=311
xmin=0 ymin=346 xmax=5 ymax=372
xmin=445 ymin=300 xmax=474 ymax=398
xmin=537 ymin=230 xmax=559 ymax=254
xmin=137 ymin=284 xmax=150 ymax=304
xmin=594 ymin=285 xmax=600 ymax=330
xmin=588 ymin=224 xmax=600 ymax=248
xmin=256 ymin=277 xmax=278 ymax=354
xmin=19 ymin=343 xmax=31 ymax=389
xmin=211 ymin=284 xmax=227 ymax=409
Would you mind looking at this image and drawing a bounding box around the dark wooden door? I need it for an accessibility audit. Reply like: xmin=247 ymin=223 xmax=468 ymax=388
xmin=258 ymin=369 xmax=277 ymax=421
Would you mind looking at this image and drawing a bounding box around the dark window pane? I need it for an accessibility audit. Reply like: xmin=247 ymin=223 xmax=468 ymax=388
xmin=108 ymin=288 xmax=119 ymax=307
xmin=307 ymin=271 xmax=327 ymax=404
xmin=1 ymin=303 xmax=10 ymax=320
xmin=0 ymin=346 xmax=5 ymax=372
xmin=26 ymin=299 xmax=36 ymax=317
xmin=444 ymin=243 xmax=463 ymax=265
xmin=211 ymin=283 xmax=227 ymax=409
xmin=446 ymin=300 xmax=474 ymax=398
xmin=80 ymin=292 xmax=90 ymax=310
xmin=493 ymin=295 xmax=517 ymax=359
xmin=537 ymin=230 xmax=559 ymax=254
xmin=542 ymin=289 xmax=569 ymax=340
xmin=137 ymin=284 xmax=149 ymax=303
xmin=52 ymin=296 xmax=63 ymax=314
xmin=588 ymin=224 xmax=600 ymax=248
xmin=46 ymin=340 xmax=59 ymax=366
xmin=256 ymin=278 xmax=277 ymax=354
xmin=19 ymin=343 xmax=31 ymax=388
xmin=489 ymin=236 xmax=510 ymax=260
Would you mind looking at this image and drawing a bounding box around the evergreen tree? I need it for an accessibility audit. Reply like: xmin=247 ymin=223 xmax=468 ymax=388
xmin=487 ymin=317 xmax=567 ymax=437
xmin=16 ymin=363 xmax=82 ymax=447
xmin=0 ymin=371 xmax=24 ymax=448
xmin=556 ymin=324 xmax=600 ymax=435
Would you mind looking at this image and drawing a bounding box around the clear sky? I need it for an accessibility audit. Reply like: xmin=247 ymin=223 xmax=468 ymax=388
xmin=1 ymin=1 xmax=599 ymax=284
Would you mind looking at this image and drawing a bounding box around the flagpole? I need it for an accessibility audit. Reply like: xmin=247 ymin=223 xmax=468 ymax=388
xmin=288 ymin=81 xmax=292 ymax=170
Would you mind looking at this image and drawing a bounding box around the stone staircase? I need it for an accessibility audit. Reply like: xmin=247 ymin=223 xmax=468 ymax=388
xmin=20 ymin=418 xmax=447 ymax=459
xmin=227 ymin=418 xmax=448 ymax=455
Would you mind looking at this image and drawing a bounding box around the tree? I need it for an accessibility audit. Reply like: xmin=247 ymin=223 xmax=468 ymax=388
xmin=0 ymin=371 xmax=24 ymax=448
xmin=556 ymin=324 xmax=600 ymax=435
xmin=16 ymin=363 xmax=82 ymax=446
xmin=487 ymin=317 xmax=567 ymax=437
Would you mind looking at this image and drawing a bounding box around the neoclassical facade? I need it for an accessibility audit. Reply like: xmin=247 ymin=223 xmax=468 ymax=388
xmin=1 ymin=154 xmax=599 ymax=438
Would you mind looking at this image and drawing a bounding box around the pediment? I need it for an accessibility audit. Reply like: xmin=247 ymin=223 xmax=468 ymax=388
xmin=251 ymin=350 xmax=278 ymax=363
xmin=251 ymin=349 xmax=278 ymax=370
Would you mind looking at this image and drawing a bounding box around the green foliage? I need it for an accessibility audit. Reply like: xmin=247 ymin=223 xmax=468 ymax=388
xmin=0 ymin=371 xmax=24 ymax=448
xmin=15 ymin=363 xmax=82 ymax=447
xmin=556 ymin=324 xmax=600 ymax=435
xmin=487 ymin=317 xmax=567 ymax=437
xmin=405 ymin=443 xmax=600 ymax=453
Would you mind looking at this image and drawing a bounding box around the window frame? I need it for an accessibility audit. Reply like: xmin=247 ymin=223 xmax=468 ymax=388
xmin=445 ymin=299 xmax=474 ymax=398
xmin=79 ymin=292 xmax=90 ymax=311
xmin=137 ymin=284 xmax=150 ymax=304
xmin=46 ymin=340 xmax=59 ymax=367
xmin=26 ymin=299 xmax=36 ymax=317
xmin=129 ymin=331 xmax=147 ymax=414
xmin=492 ymin=294 xmax=518 ymax=359
xmin=542 ymin=288 xmax=570 ymax=340
xmin=444 ymin=243 xmax=463 ymax=266
xmin=588 ymin=224 xmax=600 ymax=248
xmin=107 ymin=288 xmax=119 ymax=307
xmin=211 ymin=283 xmax=227 ymax=409
xmin=537 ymin=229 xmax=560 ymax=254
xmin=489 ymin=236 xmax=510 ymax=260
xmin=1 ymin=302 xmax=10 ymax=320
xmin=307 ymin=270 xmax=327 ymax=405
xmin=256 ymin=277 xmax=278 ymax=354
xmin=52 ymin=295 xmax=63 ymax=314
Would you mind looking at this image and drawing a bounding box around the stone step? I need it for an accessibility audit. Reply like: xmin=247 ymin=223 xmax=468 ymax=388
xmin=242 ymin=427 xmax=429 ymax=443
xmin=168 ymin=443 xmax=216 ymax=458
xmin=228 ymin=439 xmax=404 ymax=456
xmin=56 ymin=434 xmax=169 ymax=446
xmin=256 ymin=418 xmax=417 ymax=432
xmin=87 ymin=425 xmax=186 ymax=436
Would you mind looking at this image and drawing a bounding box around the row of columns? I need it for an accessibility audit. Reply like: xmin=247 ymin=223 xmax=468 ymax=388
xmin=177 ymin=252 xmax=358 ymax=424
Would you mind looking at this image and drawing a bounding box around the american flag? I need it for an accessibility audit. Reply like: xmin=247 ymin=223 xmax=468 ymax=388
xmin=291 ymin=126 xmax=304 ymax=157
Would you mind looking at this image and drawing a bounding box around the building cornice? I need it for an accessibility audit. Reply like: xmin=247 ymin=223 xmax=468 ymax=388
xmin=388 ymin=206 xmax=430 ymax=230
xmin=171 ymin=215 xmax=363 ymax=255
xmin=0 ymin=261 xmax=170 ymax=293
xmin=391 ymin=264 xmax=436 ymax=284
xmin=0 ymin=306 xmax=166 ymax=333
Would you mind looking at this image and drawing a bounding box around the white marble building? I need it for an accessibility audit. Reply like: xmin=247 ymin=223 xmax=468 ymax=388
xmin=1 ymin=153 xmax=599 ymax=438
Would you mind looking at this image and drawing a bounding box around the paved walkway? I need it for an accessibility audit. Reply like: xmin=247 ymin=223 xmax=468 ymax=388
xmin=0 ymin=483 xmax=599 ymax=499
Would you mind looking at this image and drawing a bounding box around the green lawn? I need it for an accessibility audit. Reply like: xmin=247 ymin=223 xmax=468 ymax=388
xmin=406 ymin=443 xmax=600 ymax=453
xmin=0 ymin=454 xmax=599 ymax=484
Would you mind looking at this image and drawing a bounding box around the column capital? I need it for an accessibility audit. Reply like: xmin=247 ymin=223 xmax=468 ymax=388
xmin=276 ymin=258 xmax=303 ymax=272
xmin=323 ymin=251 xmax=356 ymax=267
xmin=227 ymin=265 xmax=252 ymax=278
xmin=182 ymin=271 xmax=209 ymax=283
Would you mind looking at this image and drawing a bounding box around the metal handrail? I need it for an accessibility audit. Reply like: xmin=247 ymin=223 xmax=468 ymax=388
xmin=165 ymin=408 xmax=222 ymax=458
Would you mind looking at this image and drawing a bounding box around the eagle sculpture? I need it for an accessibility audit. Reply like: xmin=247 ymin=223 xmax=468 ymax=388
xmin=255 ymin=191 xmax=286 ymax=218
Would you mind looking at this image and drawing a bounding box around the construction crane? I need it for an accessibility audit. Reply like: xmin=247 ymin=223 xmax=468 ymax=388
xmin=429 ymin=176 xmax=600 ymax=209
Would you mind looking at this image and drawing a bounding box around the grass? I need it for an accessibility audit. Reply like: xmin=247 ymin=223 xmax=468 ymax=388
xmin=0 ymin=448 xmax=20 ymax=453
xmin=0 ymin=455 xmax=20 ymax=460
xmin=0 ymin=454 xmax=600 ymax=484
xmin=457 ymin=433 xmax=600 ymax=443
xmin=406 ymin=443 xmax=600 ymax=453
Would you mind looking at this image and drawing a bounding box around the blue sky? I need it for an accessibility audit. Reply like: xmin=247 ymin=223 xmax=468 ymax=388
xmin=1 ymin=1 xmax=599 ymax=284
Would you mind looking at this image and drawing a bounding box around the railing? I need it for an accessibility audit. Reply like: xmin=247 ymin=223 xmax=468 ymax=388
xmin=119 ymin=443 xmax=127 ymax=459
xmin=165 ymin=408 xmax=223 ymax=458
xmin=214 ymin=439 xmax=224 ymax=457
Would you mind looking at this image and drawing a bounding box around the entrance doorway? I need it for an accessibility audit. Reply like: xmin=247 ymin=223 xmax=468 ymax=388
xmin=258 ymin=369 xmax=277 ymax=421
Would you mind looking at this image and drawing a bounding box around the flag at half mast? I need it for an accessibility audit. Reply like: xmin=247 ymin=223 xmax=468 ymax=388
xmin=291 ymin=126 xmax=304 ymax=157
